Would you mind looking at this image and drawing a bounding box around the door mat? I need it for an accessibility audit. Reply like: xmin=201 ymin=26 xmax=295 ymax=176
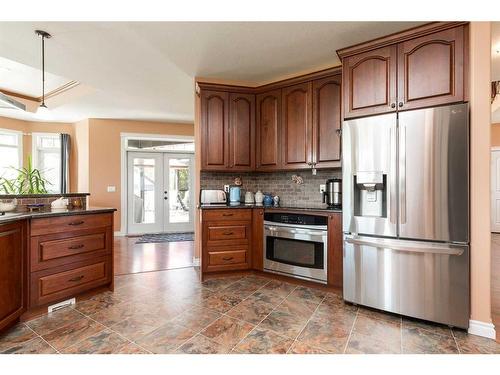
xmin=135 ymin=232 xmax=194 ymax=244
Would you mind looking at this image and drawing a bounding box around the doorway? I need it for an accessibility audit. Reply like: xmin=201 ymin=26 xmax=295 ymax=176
xmin=127 ymin=152 xmax=194 ymax=235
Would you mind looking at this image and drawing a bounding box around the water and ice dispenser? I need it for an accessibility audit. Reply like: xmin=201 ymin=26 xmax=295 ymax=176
xmin=353 ymin=171 xmax=387 ymax=218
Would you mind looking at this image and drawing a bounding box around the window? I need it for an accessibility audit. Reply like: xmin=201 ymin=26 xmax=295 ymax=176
xmin=126 ymin=139 xmax=194 ymax=152
xmin=32 ymin=133 xmax=61 ymax=193
xmin=0 ymin=128 xmax=22 ymax=181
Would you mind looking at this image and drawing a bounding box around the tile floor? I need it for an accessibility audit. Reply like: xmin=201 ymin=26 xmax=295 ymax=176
xmin=1 ymin=267 xmax=500 ymax=354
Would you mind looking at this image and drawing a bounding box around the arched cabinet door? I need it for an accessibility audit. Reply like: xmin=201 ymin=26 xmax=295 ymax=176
xmin=397 ymin=25 xmax=466 ymax=111
xmin=201 ymin=90 xmax=229 ymax=170
xmin=229 ymin=93 xmax=255 ymax=171
xmin=342 ymin=45 xmax=397 ymax=119
xmin=256 ymin=89 xmax=282 ymax=170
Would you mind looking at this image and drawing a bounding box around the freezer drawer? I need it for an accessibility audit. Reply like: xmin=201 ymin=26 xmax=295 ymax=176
xmin=343 ymin=235 xmax=469 ymax=328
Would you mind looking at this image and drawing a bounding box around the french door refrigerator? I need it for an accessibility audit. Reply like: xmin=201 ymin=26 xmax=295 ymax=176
xmin=342 ymin=103 xmax=469 ymax=328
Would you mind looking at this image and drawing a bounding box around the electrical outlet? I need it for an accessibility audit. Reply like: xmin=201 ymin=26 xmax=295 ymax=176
xmin=107 ymin=186 xmax=116 ymax=193
xmin=319 ymin=184 xmax=326 ymax=193
xmin=223 ymin=184 xmax=230 ymax=193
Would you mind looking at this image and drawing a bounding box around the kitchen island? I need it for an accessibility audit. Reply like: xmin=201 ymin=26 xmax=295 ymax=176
xmin=0 ymin=207 xmax=116 ymax=333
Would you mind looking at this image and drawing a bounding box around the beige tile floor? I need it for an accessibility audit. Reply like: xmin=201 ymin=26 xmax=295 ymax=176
xmin=1 ymin=267 xmax=500 ymax=354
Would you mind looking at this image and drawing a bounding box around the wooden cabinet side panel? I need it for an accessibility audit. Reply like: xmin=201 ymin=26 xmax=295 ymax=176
xmin=0 ymin=220 xmax=27 ymax=332
xmin=327 ymin=213 xmax=343 ymax=288
xmin=252 ymin=209 xmax=264 ymax=271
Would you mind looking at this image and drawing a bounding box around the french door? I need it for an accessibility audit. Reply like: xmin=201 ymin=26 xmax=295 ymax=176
xmin=127 ymin=152 xmax=194 ymax=235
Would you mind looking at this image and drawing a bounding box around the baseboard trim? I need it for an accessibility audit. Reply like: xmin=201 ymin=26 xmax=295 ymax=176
xmin=114 ymin=231 xmax=125 ymax=237
xmin=192 ymin=257 xmax=200 ymax=267
xmin=468 ymin=319 xmax=496 ymax=339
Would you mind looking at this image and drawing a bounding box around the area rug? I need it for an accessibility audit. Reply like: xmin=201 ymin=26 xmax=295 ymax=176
xmin=135 ymin=232 xmax=194 ymax=244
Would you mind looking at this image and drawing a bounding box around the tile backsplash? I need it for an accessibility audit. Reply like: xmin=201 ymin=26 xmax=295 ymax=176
xmin=200 ymin=169 xmax=341 ymax=208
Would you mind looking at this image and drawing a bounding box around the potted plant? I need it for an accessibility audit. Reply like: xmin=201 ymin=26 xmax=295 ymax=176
xmin=0 ymin=156 xmax=52 ymax=194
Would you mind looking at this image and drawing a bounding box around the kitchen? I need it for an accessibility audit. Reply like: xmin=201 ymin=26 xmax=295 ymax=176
xmin=0 ymin=14 xmax=498 ymax=368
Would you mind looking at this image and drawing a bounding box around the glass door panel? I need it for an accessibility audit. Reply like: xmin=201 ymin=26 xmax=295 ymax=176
xmin=164 ymin=154 xmax=194 ymax=232
xmin=127 ymin=153 xmax=164 ymax=234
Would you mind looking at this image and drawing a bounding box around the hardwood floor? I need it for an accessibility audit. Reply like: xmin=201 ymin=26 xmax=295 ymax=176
xmin=492 ymin=233 xmax=500 ymax=342
xmin=114 ymin=237 xmax=194 ymax=275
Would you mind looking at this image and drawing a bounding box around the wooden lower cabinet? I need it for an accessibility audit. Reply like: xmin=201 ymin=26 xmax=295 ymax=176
xmin=327 ymin=213 xmax=343 ymax=288
xmin=0 ymin=220 xmax=27 ymax=332
xmin=28 ymin=212 xmax=114 ymax=308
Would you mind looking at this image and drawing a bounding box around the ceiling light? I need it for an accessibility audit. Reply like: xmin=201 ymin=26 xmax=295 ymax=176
xmin=35 ymin=30 xmax=52 ymax=120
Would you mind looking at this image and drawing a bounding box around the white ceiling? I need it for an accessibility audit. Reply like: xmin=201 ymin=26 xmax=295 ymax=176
xmin=0 ymin=22 xmax=425 ymax=123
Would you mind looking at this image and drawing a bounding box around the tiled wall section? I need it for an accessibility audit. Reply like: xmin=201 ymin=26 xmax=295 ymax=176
xmin=0 ymin=195 xmax=87 ymax=212
xmin=200 ymin=169 xmax=341 ymax=208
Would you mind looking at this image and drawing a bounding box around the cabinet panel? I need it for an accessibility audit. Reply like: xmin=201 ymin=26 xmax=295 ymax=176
xmin=0 ymin=220 xmax=27 ymax=332
xmin=313 ymin=75 xmax=342 ymax=168
xmin=282 ymin=82 xmax=312 ymax=169
xmin=229 ymin=93 xmax=255 ymax=170
xmin=30 ymin=213 xmax=113 ymax=236
xmin=201 ymin=90 xmax=229 ymax=170
xmin=343 ymin=45 xmax=397 ymax=118
xmin=398 ymin=26 xmax=465 ymax=110
xmin=256 ymin=89 xmax=281 ymax=170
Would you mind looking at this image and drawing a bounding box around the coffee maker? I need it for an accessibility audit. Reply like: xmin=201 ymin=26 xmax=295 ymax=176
xmin=323 ymin=178 xmax=342 ymax=209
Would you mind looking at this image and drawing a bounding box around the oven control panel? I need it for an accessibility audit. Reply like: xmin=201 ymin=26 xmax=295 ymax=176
xmin=264 ymin=213 xmax=327 ymax=226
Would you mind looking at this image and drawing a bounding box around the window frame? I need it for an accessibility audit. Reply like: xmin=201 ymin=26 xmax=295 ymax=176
xmin=31 ymin=132 xmax=62 ymax=193
xmin=0 ymin=127 xmax=23 ymax=178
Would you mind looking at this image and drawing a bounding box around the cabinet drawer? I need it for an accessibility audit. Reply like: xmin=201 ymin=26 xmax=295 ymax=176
xmin=208 ymin=225 xmax=248 ymax=241
xmin=203 ymin=209 xmax=251 ymax=222
xmin=30 ymin=257 xmax=112 ymax=307
xmin=30 ymin=213 xmax=113 ymax=236
xmin=30 ymin=227 xmax=112 ymax=271
xmin=208 ymin=249 xmax=247 ymax=266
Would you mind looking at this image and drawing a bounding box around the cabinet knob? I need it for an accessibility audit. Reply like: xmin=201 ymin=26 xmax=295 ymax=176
xmin=391 ymin=102 xmax=396 ymax=109
xmin=398 ymin=102 xmax=404 ymax=108
xmin=335 ymin=129 xmax=342 ymax=136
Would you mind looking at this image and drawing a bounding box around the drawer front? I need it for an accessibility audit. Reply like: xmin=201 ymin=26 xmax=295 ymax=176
xmin=30 ymin=227 xmax=112 ymax=272
xmin=208 ymin=249 xmax=247 ymax=265
xmin=30 ymin=257 xmax=112 ymax=307
xmin=31 ymin=213 xmax=113 ymax=236
xmin=203 ymin=209 xmax=252 ymax=222
xmin=208 ymin=225 xmax=248 ymax=241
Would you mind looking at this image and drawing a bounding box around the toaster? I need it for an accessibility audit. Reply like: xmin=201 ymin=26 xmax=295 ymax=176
xmin=200 ymin=189 xmax=227 ymax=204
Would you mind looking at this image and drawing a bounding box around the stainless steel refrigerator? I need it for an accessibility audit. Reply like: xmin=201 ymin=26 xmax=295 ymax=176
xmin=342 ymin=103 xmax=469 ymax=328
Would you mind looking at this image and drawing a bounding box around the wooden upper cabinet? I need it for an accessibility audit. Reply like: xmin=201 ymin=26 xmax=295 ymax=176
xmin=343 ymin=45 xmax=397 ymax=119
xmin=397 ymin=25 xmax=465 ymax=110
xmin=0 ymin=220 xmax=26 ymax=332
xmin=229 ymin=93 xmax=255 ymax=170
xmin=200 ymin=90 xmax=229 ymax=170
xmin=281 ymin=82 xmax=313 ymax=169
xmin=256 ymin=89 xmax=282 ymax=170
xmin=312 ymin=75 xmax=342 ymax=168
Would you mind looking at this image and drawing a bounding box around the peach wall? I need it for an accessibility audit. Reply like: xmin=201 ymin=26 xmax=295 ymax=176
xmin=469 ymin=22 xmax=493 ymax=331
xmin=492 ymin=123 xmax=500 ymax=146
xmin=74 ymin=119 xmax=89 ymax=193
xmin=86 ymin=119 xmax=194 ymax=232
xmin=0 ymin=116 xmax=78 ymax=192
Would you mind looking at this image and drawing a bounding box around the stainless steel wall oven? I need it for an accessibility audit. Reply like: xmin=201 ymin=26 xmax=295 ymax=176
xmin=263 ymin=212 xmax=327 ymax=283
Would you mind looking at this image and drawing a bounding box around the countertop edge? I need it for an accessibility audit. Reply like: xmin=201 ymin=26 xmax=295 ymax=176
xmin=0 ymin=207 xmax=117 ymax=225
xmin=199 ymin=204 xmax=342 ymax=214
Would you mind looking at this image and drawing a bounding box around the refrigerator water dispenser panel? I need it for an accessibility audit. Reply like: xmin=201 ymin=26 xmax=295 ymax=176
xmin=354 ymin=171 xmax=386 ymax=218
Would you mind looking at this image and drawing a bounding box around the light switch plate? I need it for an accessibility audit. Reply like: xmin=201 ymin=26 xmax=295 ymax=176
xmin=319 ymin=184 xmax=326 ymax=193
xmin=107 ymin=186 xmax=116 ymax=192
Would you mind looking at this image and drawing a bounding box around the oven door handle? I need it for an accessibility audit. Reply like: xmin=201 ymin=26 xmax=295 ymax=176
xmin=265 ymin=225 xmax=326 ymax=236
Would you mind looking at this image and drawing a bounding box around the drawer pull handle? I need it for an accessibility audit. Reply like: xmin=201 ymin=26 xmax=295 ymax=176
xmin=68 ymin=244 xmax=84 ymax=250
xmin=68 ymin=221 xmax=84 ymax=226
xmin=222 ymin=213 xmax=233 ymax=217
xmin=69 ymin=275 xmax=84 ymax=282
xmin=222 ymin=257 xmax=234 ymax=261
xmin=223 ymin=232 xmax=234 ymax=235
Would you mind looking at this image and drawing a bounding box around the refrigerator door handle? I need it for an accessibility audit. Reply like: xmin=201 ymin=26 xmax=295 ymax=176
xmin=389 ymin=126 xmax=397 ymax=224
xmin=344 ymin=235 xmax=464 ymax=256
xmin=399 ymin=124 xmax=407 ymax=224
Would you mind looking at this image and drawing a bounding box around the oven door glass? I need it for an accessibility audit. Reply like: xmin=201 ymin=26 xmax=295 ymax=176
xmin=266 ymin=236 xmax=324 ymax=269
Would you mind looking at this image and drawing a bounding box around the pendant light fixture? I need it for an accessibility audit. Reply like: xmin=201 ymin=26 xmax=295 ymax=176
xmin=35 ymin=30 xmax=52 ymax=120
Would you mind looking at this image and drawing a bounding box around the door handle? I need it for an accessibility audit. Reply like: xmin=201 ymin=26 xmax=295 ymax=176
xmin=68 ymin=244 xmax=84 ymax=250
xmin=68 ymin=275 xmax=84 ymax=282
xmin=68 ymin=221 xmax=84 ymax=226
xmin=222 ymin=213 xmax=233 ymax=217
xmin=223 ymin=232 xmax=234 ymax=236
xmin=344 ymin=236 xmax=464 ymax=256
xmin=222 ymin=257 xmax=234 ymax=261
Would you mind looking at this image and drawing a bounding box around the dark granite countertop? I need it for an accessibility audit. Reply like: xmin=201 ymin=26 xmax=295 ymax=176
xmin=199 ymin=203 xmax=341 ymax=214
xmin=0 ymin=192 xmax=90 ymax=199
xmin=0 ymin=207 xmax=116 ymax=225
